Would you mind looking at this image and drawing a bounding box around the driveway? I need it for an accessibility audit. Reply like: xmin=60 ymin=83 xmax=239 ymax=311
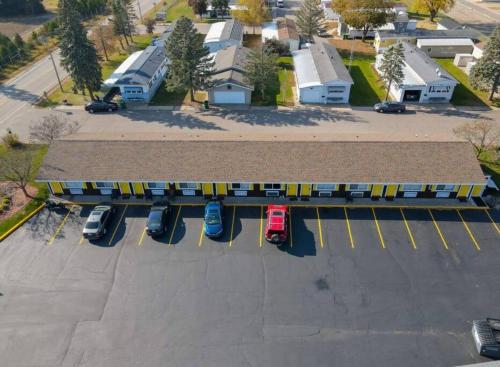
xmin=0 ymin=203 xmax=499 ymax=366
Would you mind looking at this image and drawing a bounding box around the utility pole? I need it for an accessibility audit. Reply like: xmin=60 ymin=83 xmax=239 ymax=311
xmin=49 ymin=49 xmax=64 ymax=93
xmin=348 ymin=38 xmax=354 ymax=72
xmin=137 ymin=0 xmax=143 ymax=22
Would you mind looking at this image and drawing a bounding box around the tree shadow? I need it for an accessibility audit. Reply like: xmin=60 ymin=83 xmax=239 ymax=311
xmin=119 ymin=110 xmax=228 ymax=131
xmin=0 ymin=84 xmax=42 ymax=104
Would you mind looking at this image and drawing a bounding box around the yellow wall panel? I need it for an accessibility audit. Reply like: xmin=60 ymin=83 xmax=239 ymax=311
xmin=133 ymin=183 xmax=144 ymax=195
xmin=287 ymin=184 xmax=298 ymax=196
xmin=118 ymin=182 xmax=131 ymax=195
xmin=457 ymin=185 xmax=471 ymax=197
xmin=385 ymin=184 xmax=398 ymax=197
xmin=216 ymin=183 xmax=227 ymax=196
xmin=91 ymin=182 xmax=97 ymax=189
xmin=49 ymin=182 xmax=63 ymax=194
xmin=202 ymin=183 xmax=214 ymax=195
xmin=470 ymin=185 xmax=484 ymax=197
xmin=371 ymin=184 xmax=384 ymax=197
xmin=300 ymin=184 xmax=311 ymax=196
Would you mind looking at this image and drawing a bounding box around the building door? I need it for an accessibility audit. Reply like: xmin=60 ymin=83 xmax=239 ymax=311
xmin=403 ymin=90 xmax=421 ymax=102
xmin=214 ymin=91 xmax=245 ymax=104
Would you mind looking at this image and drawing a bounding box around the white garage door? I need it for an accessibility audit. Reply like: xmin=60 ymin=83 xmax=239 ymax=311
xmin=300 ymin=89 xmax=322 ymax=103
xmin=213 ymin=91 xmax=245 ymax=104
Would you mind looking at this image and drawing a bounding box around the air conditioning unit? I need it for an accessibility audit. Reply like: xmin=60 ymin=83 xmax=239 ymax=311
xmin=234 ymin=190 xmax=247 ymax=197
xmin=351 ymin=192 xmax=364 ymax=198
xmin=318 ymin=191 xmax=332 ymax=197
xmin=266 ymin=191 xmax=280 ymax=197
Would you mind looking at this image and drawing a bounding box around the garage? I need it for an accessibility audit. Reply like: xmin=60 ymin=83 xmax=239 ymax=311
xmin=300 ymin=88 xmax=323 ymax=103
xmin=213 ymin=90 xmax=246 ymax=104
xmin=403 ymin=89 xmax=422 ymax=102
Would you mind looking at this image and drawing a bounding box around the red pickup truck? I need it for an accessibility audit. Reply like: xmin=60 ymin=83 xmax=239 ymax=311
xmin=265 ymin=205 xmax=289 ymax=244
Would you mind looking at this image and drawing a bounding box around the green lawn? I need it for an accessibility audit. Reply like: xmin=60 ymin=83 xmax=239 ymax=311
xmin=342 ymin=53 xmax=386 ymax=106
xmin=41 ymin=36 xmax=153 ymax=107
xmin=0 ymin=144 xmax=49 ymax=239
xmin=149 ymin=82 xmax=188 ymax=105
xmin=479 ymin=149 xmax=500 ymax=188
xmin=144 ymin=0 xmax=194 ymax=21
xmin=276 ymin=57 xmax=295 ymax=106
xmin=435 ymin=59 xmax=498 ymax=107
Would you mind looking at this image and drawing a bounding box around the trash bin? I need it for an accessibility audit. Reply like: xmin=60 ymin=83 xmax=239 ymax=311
xmin=203 ymin=100 xmax=209 ymax=110
xmin=119 ymin=99 xmax=126 ymax=109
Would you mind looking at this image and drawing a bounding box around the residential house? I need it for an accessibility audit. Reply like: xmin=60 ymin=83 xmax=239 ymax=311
xmin=39 ymin=140 xmax=487 ymax=202
xmin=208 ymin=45 xmax=253 ymax=104
xmin=203 ymin=19 xmax=244 ymax=53
xmin=375 ymin=42 xmax=458 ymax=103
xmin=261 ymin=18 xmax=300 ymax=51
xmin=416 ymin=38 xmax=475 ymax=57
xmin=292 ymin=40 xmax=353 ymax=104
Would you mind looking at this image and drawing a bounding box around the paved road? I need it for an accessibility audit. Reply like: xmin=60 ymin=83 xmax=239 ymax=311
xmin=0 ymin=0 xmax=157 ymax=134
xmin=446 ymin=0 xmax=500 ymax=35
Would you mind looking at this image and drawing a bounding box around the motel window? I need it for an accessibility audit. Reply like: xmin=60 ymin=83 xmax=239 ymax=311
xmin=179 ymin=182 xmax=197 ymax=189
xmin=429 ymin=86 xmax=450 ymax=93
xmin=402 ymin=184 xmax=421 ymax=191
xmin=349 ymin=184 xmax=368 ymax=191
xmin=232 ymin=183 xmax=251 ymax=190
xmin=263 ymin=183 xmax=281 ymax=190
xmin=147 ymin=182 xmax=165 ymax=189
xmin=435 ymin=184 xmax=454 ymax=191
xmin=65 ymin=181 xmax=83 ymax=189
xmin=316 ymin=184 xmax=335 ymax=190
xmin=95 ymin=182 xmax=114 ymax=188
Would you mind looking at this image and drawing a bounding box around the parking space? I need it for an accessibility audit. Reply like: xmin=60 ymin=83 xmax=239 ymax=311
xmin=1 ymin=203 xmax=499 ymax=367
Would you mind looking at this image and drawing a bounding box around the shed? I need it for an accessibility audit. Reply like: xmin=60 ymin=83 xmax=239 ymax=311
xmin=203 ymin=20 xmax=244 ymax=53
xmin=416 ymin=38 xmax=474 ymax=57
xmin=261 ymin=18 xmax=300 ymax=51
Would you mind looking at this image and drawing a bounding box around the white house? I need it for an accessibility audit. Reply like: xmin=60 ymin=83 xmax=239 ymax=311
xmin=203 ymin=20 xmax=244 ymax=53
xmin=292 ymin=40 xmax=353 ymax=104
xmin=416 ymin=38 xmax=474 ymax=57
xmin=103 ymin=44 xmax=168 ymax=103
xmin=261 ymin=18 xmax=300 ymax=51
xmin=375 ymin=42 xmax=458 ymax=103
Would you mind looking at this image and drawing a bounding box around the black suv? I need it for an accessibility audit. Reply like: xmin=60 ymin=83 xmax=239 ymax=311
xmin=146 ymin=204 xmax=170 ymax=237
xmin=85 ymin=100 xmax=118 ymax=113
xmin=374 ymin=101 xmax=406 ymax=113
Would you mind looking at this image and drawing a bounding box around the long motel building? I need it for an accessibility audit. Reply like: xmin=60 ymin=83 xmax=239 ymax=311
xmin=37 ymin=140 xmax=487 ymax=202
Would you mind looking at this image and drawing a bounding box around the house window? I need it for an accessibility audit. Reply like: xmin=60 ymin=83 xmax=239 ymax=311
xmin=95 ymin=182 xmax=114 ymax=188
xmin=327 ymin=86 xmax=345 ymax=93
xmin=429 ymin=85 xmax=450 ymax=93
xmin=179 ymin=182 xmax=197 ymax=189
xmin=349 ymin=184 xmax=369 ymax=191
xmin=232 ymin=183 xmax=250 ymax=190
xmin=316 ymin=184 xmax=335 ymax=190
xmin=65 ymin=181 xmax=83 ymax=189
xmin=263 ymin=183 xmax=281 ymax=190
xmin=402 ymin=184 xmax=421 ymax=191
xmin=435 ymin=184 xmax=454 ymax=191
xmin=147 ymin=182 xmax=165 ymax=189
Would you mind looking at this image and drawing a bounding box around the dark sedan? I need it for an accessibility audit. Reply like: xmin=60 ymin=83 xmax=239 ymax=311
xmin=146 ymin=205 xmax=170 ymax=237
xmin=374 ymin=101 xmax=406 ymax=113
xmin=85 ymin=100 xmax=118 ymax=113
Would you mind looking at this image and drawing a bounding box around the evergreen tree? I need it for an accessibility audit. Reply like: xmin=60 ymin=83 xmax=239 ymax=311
xmin=296 ymin=0 xmax=326 ymax=42
xmin=378 ymin=42 xmax=405 ymax=101
xmin=121 ymin=0 xmax=137 ymax=41
xmin=13 ymin=33 xmax=26 ymax=57
xmin=470 ymin=26 xmax=500 ymax=102
xmin=0 ymin=0 xmax=45 ymax=17
xmin=212 ymin=0 xmax=229 ymax=18
xmin=111 ymin=0 xmax=130 ymax=47
xmin=189 ymin=0 xmax=208 ymax=18
xmin=165 ymin=16 xmax=215 ymax=101
xmin=58 ymin=0 xmax=102 ymax=99
xmin=244 ymin=45 xmax=279 ymax=101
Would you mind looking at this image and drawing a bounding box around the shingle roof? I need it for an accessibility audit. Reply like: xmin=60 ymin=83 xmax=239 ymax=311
xmin=402 ymin=42 xmax=457 ymax=84
xmin=293 ymin=41 xmax=353 ymax=87
xmin=205 ymin=19 xmax=243 ymax=43
xmin=376 ymin=28 xmax=483 ymax=41
xmin=278 ymin=18 xmax=299 ymax=41
xmin=37 ymin=141 xmax=486 ymax=184
xmin=210 ymin=45 xmax=253 ymax=89
xmin=115 ymin=45 xmax=166 ymax=86
xmin=437 ymin=17 xmax=462 ymax=30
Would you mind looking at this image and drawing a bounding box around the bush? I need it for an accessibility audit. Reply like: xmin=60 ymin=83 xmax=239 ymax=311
xmin=2 ymin=131 xmax=23 ymax=149
xmin=264 ymin=38 xmax=290 ymax=56
xmin=0 ymin=196 xmax=11 ymax=214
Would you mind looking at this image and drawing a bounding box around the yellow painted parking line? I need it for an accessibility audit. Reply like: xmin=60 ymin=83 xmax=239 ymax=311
xmin=168 ymin=205 xmax=182 ymax=246
xmin=198 ymin=221 xmax=205 ymax=247
xmin=259 ymin=206 xmax=264 ymax=247
xmin=108 ymin=205 xmax=128 ymax=246
xmin=344 ymin=207 xmax=355 ymax=249
xmin=229 ymin=206 xmax=236 ymax=247
xmin=289 ymin=207 xmax=293 ymax=247
xmin=428 ymin=209 xmax=448 ymax=250
xmin=138 ymin=228 xmax=147 ymax=246
xmin=79 ymin=236 xmax=84 ymax=245
xmin=400 ymin=208 xmax=417 ymax=250
xmin=456 ymin=210 xmax=481 ymax=251
xmin=371 ymin=208 xmax=386 ymax=249
xmin=316 ymin=207 xmax=324 ymax=249
xmin=48 ymin=205 xmax=74 ymax=245
xmin=484 ymin=209 xmax=500 ymax=235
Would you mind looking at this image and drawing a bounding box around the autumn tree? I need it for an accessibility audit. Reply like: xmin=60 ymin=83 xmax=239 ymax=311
xmin=0 ymin=150 xmax=34 ymax=198
xmin=90 ymin=24 xmax=118 ymax=61
xmin=454 ymin=120 xmax=500 ymax=158
xmin=470 ymin=26 xmax=500 ymax=102
xmin=333 ymin=0 xmax=393 ymax=41
xmin=414 ymin=0 xmax=454 ymax=22
xmin=233 ymin=0 xmax=270 ymax=34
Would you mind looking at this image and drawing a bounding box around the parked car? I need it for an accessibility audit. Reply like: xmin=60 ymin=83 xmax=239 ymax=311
xmin=82 ymin=205 xmax=116 ymax=240
xmin=85 ymin=100 xmax=118 ymax=113
xmin=265 ymin=205 xmax=289 ymax=244
xmin=204 ymin=200 xmax=224 ymax=238
xmin=146 ymin=204 xmax=170 ymax=237
xmin=472 ymin=318 xmax=500 ymax=359
xmin=373 ymin=101 xmax=406 ymax=113
xmin=276 ymin=0 xmax=284 ymax=7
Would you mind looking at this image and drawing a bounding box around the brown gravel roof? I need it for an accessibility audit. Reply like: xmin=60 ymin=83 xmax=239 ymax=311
xmin=37 ymin=140 xmax=486 ymax=184
xmin=278 ymin=18 xmax=299 ymax=41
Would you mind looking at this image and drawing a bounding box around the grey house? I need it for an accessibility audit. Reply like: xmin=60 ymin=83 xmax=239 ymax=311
xmin=208 ymin=45 xmax=254 ymax=105
xmin=203 ymin=20 xmax=244 ymax=53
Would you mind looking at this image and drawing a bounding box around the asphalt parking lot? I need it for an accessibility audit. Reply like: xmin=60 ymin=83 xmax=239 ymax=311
xmin=0 ymin=203 xmax=499 ymax=367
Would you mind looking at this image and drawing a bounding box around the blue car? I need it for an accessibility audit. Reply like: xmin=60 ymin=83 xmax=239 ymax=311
xmin=204 ymin=201 xmax=224 ymax=238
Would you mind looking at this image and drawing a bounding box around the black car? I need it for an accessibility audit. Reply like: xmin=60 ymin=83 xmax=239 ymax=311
xmin=85 ymin=100 xmax=118 ymax=113
xmin=373 ymin=101 xmax=406 ymax=113
xmin=146 ymin=205 xmax=170 ymax=237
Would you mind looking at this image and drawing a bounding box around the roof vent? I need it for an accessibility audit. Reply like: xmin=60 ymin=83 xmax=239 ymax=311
xmin=436 ymin=68 xmax=441 ymax=76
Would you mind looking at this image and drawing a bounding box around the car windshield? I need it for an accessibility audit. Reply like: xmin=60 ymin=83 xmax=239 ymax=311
xmin=206 ymin=213 xmax=220 ymax=225
xmin=85 ymin=221 xmax=99 ymax=229
xmin=148 ymin=211 xmax=162 ymax=224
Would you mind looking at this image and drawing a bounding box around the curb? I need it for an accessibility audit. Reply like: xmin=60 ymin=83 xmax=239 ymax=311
xmin=0 ymin=203 xmax=46 ymax=242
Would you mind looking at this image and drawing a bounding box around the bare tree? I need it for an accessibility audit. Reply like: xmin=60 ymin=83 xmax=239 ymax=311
xmin=29 ymin=115 xmax=80 ymax=144
xmin=0 ymin=150 xmax=34 ymax=198
xmin=453 ymin=120 xmax=500 ymax=158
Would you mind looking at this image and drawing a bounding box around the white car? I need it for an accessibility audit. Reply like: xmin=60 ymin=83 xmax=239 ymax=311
xmin=82 ymin=205 xmax=115 ymax=240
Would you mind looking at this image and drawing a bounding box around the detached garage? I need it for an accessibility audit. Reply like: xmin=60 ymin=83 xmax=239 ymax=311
xmin=208 ymin=45 xmax=254 ymax=105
